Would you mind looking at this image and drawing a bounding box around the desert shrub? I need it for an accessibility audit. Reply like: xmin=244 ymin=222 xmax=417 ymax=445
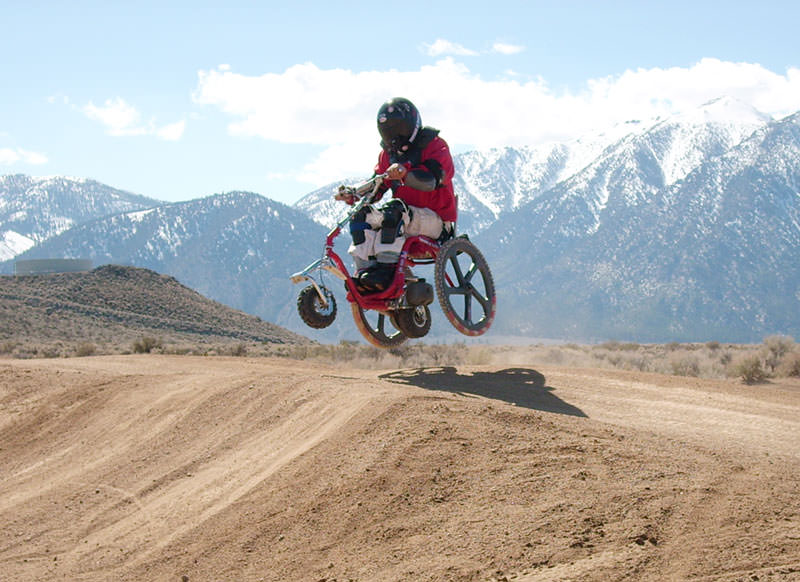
xmin=670 ymin=356 xmax=700 ymax=377
xmin=598 ymin=341 xmax=640 ymax=351
xmin=163 ymin=345 xmax=193 ymax=356
xmin=390 ymin=343 xmax=469 ymax=367
xmin=734 ymin=354 xmax=767 ymax=384
xmin=543 ymin=348 xmax=565 ymax=364
xmin=705 ymin=341 xmax=721 ymax=351
xmin=41 ymin=346 xmax=62 ymax=358
xmin=598 ymin=341 xmax=620 ymax=351
xmin=75 ymin=343 xmax=96 ymax=357
xmin=0 ymin=341 xmax=18 ymax=354
xmin=229 ymin=343 xmax=248 ymax=357
xmin=778 ymin=351 xmax=800 ymax=377
xmin=623 ymin=354 xmax=653 ymax=372
xmin=132 ymin=336 xmax=162 ymax=354
xmin=465 ymin=347 xmax=492 ymax=365
xmin=762 ymin=335 xmax=795 ymax=373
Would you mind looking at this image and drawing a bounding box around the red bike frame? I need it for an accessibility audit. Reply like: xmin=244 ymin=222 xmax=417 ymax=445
xmin=321 ymin=223 xmax=441 ymax=311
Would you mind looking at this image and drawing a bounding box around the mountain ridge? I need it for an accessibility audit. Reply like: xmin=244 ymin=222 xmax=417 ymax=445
xmin=2 ymin=98 xmax=798 ymax=343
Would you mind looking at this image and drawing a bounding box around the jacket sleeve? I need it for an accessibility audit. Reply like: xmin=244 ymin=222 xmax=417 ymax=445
xmin=400 ymin=138 xmax=454 ymax=191
xmin=410 ymin=138 xmax=453 ymax=190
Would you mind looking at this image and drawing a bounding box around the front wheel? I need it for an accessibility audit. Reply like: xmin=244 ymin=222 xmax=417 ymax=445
xmin=350 ymin=303 xmax=407 ymax=348
xmin=434 ymin=237 xmax=496 ymax=336
xmin=297 ymin=285 xmax=337 ymax=329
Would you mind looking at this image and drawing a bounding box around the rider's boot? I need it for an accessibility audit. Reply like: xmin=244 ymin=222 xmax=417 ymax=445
xmin=358 ymin=262 xmax=396 ymax=292
xmin=350 ymin=257 xmax=376 ymax=294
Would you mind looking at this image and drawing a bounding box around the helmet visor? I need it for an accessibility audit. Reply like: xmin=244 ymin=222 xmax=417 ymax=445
xmin=378 ymin=117 xmax=410 ymax=148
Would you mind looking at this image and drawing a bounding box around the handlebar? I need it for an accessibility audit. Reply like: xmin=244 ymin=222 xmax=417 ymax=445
xmin=336 ymin=172 xmax=388 ymax=203
xmin=331 ymin=173 xmax=389 ymax=231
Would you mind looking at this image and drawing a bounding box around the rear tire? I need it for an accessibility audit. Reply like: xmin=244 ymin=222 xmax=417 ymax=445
xmin=434 ymin=237 xmax=496 ymax=336
xmin=297 ymin=285 xmax=337 ymax=329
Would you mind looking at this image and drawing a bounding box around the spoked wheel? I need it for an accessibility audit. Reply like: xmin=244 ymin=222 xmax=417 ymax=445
xmin=391 ymin=305 xmax=432 ymax=338
xmin=351 ymin=303 xmax=407 ymax=348
xmin=297 ymin=285 xmax=337 ymax=329
xmin=434 ymin=237 xmax=496 ymax=336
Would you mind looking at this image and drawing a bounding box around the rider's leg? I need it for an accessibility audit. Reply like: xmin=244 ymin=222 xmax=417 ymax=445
xmin=359 ymin=201 xmax=411 ymax=291
xmin=399 ymin=206 xmax=443 ymax=291
xmin=372 ymin=200 xmax=411 ymax=265
xmin=348 ymin=229 xmax=377 ymax=272
xmin=348 ymin=205 xmax=380 ymax=272
xmin=404 ymin=206 xmax=444 ymax=239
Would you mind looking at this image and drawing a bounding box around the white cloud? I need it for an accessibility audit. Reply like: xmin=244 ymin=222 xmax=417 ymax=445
xmin=83 ymin=97 xmax=185 ymax=141
xmin=0 ymin=147 xmax=48 ymax=165
xmin=156 ymin=120 xmax=186 ymax=141
xmin=194 ymin=58 xmax=800 ymax=187
xmin=84 ymin=97 xmax=146 ymax=136
xmin=492 ymin=42 xmax=525 ymax=55
xmin=423 ymin=39 xmax=478 ymax=57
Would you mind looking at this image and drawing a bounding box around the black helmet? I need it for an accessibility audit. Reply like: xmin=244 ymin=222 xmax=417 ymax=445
xmin=377 ymin=97 xmax=422 ymax=154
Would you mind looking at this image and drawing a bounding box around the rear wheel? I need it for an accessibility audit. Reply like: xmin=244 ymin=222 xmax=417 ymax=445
xmin=391 ymin=305 xmax=432 ymax=338
xmin=434 ymin=237 xmax=496 ymax=336
xmin=350 ymin=303 xmax=407 ymax=348
xmin=297 ymin=285 xmax=337 ymax=329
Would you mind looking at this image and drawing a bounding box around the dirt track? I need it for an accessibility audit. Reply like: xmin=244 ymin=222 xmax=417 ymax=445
xmin=1 ymin=356 xmax=799 ymax=581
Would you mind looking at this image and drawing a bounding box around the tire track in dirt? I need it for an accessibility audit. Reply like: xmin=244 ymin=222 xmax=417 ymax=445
xmin=1 ymin=357 xmax=798 ymax=582
xmin=541 ymin=367 xmax=800 ymax=460
xmin=0 ymin=357 xmax=396 ymax=580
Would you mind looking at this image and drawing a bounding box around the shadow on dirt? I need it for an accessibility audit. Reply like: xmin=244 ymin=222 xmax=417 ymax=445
xmin=379 ymin=367 xmax=586 ymax=417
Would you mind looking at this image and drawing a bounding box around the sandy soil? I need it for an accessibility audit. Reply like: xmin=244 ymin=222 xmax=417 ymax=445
xmin=1 ymin=356 xmax=799 ymax=581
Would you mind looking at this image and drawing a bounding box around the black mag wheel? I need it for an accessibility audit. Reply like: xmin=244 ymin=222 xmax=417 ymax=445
xmin=297 ymin=285 xmax=337 ymax=329
xmin=391 ymin=305 xmax=432 ymax=339
xmin=350 ymin=303 xmax=407 ymax=348
xmin=434 ymin=237 xmax=496 ymax=336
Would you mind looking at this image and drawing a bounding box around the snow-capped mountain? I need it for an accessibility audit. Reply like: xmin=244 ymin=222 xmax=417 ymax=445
xmin=294 ymin=98 xmax=770 ymax=237
xmin=478 ymin=106 xmax=799 ymax=341
xmin=2 ymin=97 xmax=798 ymax=343
xmin=292 ymin=141 xmax=625 ymax=236
xmin=0 ymin=174 xmax=160 ymax=261
xmin=4 ymin=192 xmax=328 ymax=332
xmin=451 ymin=120 xmax=652 ymax=233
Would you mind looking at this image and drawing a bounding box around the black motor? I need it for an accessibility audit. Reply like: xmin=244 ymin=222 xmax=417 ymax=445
xmin=405 ymin=279 xmax=434 ymax=306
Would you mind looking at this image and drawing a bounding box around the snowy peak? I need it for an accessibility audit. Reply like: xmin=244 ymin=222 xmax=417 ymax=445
xmin=677 ymin=96 xmax=772 ymax=127
xmin=0 ymin=230 xmax=33 ymax=262
xmin=294 ymin=97 xmax=775 ymax=237
xmin=0 ymin=174 xmax=162 ymax=260
xmin=641 ymin=97 xmax=770 ymax=185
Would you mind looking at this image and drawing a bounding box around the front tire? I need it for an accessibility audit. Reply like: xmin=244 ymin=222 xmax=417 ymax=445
xmin=297 ymin=285 xmax=337 ymax=329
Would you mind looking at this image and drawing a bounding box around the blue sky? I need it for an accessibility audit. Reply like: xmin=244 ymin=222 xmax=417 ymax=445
xmin=2 ymin=0 xmax=799 ymax=205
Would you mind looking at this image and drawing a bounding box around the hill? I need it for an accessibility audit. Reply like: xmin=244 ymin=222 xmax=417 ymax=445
xmin=0 ymin=265 xmax=308 ymax=355
xmin=1 ymin=355 xmax=798 ymax=581
xmin=2 ymin=191 xmax=330 ymax=337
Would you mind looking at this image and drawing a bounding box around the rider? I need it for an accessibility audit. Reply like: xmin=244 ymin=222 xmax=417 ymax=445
xmin=337 ymin=97 xmax=457 ymax=292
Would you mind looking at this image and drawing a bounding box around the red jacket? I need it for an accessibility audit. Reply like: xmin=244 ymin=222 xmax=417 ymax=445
xmin=374 ymin=135 xmax=457 ymax=222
